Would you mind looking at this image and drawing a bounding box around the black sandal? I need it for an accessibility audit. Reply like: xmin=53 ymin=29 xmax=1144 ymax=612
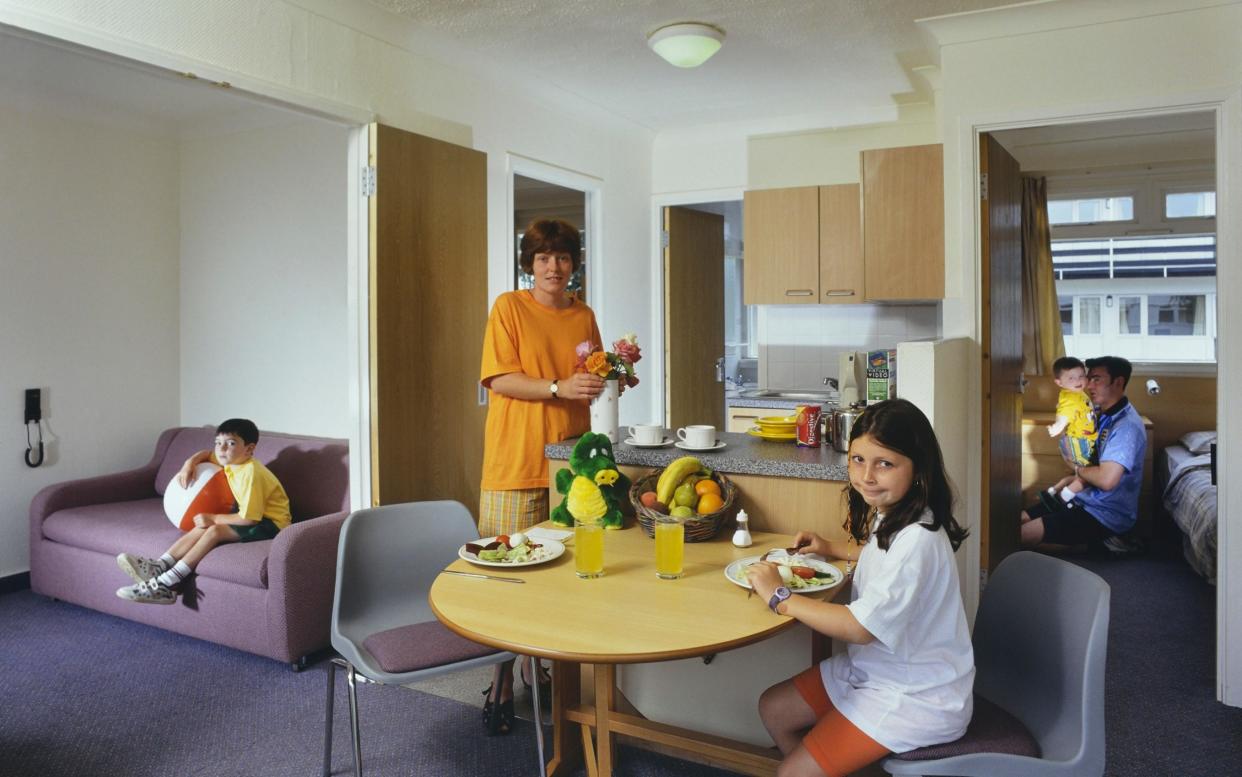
xmin=520 ymin=661 xmax=552 ymax=707
xmin=481 ymin=683 xmax=514 ymax=736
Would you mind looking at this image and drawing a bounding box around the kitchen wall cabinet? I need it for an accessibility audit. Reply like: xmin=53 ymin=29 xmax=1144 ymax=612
xmin=726 ymin=406 xmax=766 ymax=433
xmin=861 ymin=143 xmax=944 ymax=300
xmin=742 ymin=183 xmax=862 ymax=305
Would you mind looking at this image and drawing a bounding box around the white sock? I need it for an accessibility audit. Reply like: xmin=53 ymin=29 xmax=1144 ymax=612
xmin=158 ymin=553 xmax=176 ymax=571
xmin=155 ymin=561 xmax=192 ymax=588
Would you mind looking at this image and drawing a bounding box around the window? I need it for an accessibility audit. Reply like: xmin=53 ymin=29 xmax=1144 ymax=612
xmin=1148 ymin=294 xmax=1206 ymax=336
xmin=1165 ymin=191 xmax=1216 ymax=219
xmin=1059 ymin=297 xmax=1073 ymax=335
xmin=1047 ymin=196 xmax=1133 ymax=225
xmin=1078 ymin=297 xmax=1101 ymax=335
xmin=1118 ymin=296 xmax=1142 ymax=335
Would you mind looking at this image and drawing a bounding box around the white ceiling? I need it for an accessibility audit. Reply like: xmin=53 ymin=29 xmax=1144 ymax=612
xmin=362 ymin=0 xmax=1017 ymax=131
xmin=994 ymin=112 xmax=1216 ymax=173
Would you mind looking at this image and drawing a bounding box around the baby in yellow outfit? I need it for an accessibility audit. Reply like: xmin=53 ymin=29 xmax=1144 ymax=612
xmin=1047 ymin=356 xmax=1097 ymax=502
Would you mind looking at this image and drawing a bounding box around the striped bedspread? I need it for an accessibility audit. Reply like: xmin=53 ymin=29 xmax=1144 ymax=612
xmin=1162 ymin=445 xmax=1217 ymax=584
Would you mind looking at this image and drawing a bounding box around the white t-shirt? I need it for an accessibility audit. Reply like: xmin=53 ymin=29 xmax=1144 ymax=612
xmin=820 ymin=509 xmax=975 ymax=753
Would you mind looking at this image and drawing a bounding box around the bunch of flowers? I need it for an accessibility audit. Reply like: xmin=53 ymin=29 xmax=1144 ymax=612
xmin=576 ymin=334 xmax=641 ymax=388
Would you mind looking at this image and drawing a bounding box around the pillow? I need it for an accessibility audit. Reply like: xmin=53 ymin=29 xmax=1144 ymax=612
xmin=163 ymin=462 xmax=235 ymax=531
xmin=1180 ymin=431 xmax=1217 ymax=455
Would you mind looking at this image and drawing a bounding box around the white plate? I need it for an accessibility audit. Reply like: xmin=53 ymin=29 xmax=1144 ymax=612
xmin=624 ymin=437 xmax=675 ymax=448
xmin=724 ymin=555 xmax=844 ymax=593
xmin=674 ymin=440 xmax=727 ymax=452
xmin=459 ymin=537 xmax=566 ymax=568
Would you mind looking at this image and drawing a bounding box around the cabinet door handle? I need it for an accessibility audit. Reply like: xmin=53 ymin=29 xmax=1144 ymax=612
xmin=732 ymin=414 xmax=760 ymax=420
xmin=784 ymin=289 xmax=814 ymax=296
xmin=824 ymin=289 xmax=856 ymax=297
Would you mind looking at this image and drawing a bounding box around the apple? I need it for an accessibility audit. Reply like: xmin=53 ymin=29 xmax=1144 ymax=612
xmin=639 ymin=491 xmax=660 ymax=508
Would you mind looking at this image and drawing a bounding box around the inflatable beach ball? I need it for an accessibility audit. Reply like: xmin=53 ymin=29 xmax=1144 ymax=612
xmin=163 ymin=462 xmax=234 ymax=531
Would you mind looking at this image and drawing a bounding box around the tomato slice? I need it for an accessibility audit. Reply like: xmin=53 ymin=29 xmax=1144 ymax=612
xmin=496 ymin=534 xmax=510 ymax=548
xmin=790 ymin=566 xmax=816 ymax=579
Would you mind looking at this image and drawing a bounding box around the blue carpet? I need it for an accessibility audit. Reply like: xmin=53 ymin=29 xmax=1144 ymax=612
xmin=0 ymin=591 xmax=741 ymax=776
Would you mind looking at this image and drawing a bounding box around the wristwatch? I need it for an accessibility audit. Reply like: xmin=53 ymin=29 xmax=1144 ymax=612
xmin=550 ymin=379 xmax=559 ymax=397
xmin=768 ymin=586 xmax=792 ymax=614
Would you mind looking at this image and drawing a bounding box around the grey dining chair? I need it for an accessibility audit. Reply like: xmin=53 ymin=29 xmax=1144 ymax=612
xmin=322 ymin=500 xmax=545 ymax=777
xmin=883 ymin=551 xmax=1111 ymax=777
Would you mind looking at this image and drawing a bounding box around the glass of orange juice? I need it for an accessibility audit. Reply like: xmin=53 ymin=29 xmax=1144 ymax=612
xmin=654 ymin=515 xmax=684 ymax=579
xmin=574 ymin=517 xmax=605 ymax=578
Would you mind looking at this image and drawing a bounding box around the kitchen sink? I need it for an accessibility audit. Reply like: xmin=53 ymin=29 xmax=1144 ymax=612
xmin=738 ymin=388 xmax=835 ymax=402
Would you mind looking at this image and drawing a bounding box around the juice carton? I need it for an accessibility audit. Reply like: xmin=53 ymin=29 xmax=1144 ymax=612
xmin=865 ymin=349 xmax=897 ymax=404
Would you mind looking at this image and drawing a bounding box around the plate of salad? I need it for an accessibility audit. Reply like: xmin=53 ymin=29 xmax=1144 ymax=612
xmin=458 ymin=532 xmax=565 ymax=568
xmin=725 ymin=554 xmax=844 ymax=594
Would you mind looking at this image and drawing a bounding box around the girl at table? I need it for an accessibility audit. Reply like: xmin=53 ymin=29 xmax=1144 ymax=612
xmin=477 ymin=217 xmax=605 ymax=735
xmin=746 ymin=399 xmax=974 ymax=777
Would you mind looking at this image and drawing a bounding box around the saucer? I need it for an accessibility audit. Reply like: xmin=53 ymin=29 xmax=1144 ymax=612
xmin=748 ymin=427 xmax=796 ymax=441
xmin=625 ymin=436 xmax=674 ymax=448
xmin=674 ymin=440 xmax=727 ymax=452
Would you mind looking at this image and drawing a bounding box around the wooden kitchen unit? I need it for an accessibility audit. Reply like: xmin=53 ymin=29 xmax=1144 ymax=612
xmin=1020 ymin=410 xmax=1155 ymax=535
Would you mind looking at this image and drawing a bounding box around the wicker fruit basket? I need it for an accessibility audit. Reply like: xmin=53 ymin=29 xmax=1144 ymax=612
xmin=629 ymin=470 xmax=737 ymax=542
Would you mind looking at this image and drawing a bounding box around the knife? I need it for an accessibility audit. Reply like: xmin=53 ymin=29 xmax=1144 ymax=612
xmin=441 ymin=569 xmax=525 ymax=584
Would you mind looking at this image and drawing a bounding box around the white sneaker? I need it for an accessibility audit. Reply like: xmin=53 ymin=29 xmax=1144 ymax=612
xmin=116 ymin=579 xmax=176 ymax=605
xmin=116 ymin=553 xmax=166 ymax=584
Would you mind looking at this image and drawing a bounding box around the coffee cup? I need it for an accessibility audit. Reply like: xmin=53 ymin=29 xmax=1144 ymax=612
xmin=676 ymin=425 xmax=716 ymax=448
xmin=629 ymin=424 xmax=664 ymax=444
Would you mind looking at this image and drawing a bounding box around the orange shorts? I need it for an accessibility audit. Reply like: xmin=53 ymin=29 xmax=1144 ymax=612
xmin=793 ymin=666 xmax=890 ymax=777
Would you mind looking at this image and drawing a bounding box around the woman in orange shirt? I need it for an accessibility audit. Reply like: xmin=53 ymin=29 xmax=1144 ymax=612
xmin=478 ymin=218 xmax=604 ymax=734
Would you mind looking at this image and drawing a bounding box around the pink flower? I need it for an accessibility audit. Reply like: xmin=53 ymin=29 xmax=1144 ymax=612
xmin=612 ymin=338 xmax=641 ymax=365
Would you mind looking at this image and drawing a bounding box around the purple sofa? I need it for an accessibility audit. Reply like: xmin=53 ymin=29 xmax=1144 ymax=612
xmin=29 ymin=426 xmax=350 ymax=667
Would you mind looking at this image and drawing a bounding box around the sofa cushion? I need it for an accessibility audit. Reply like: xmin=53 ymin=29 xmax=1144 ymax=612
xmin=153 ymin=427 xmax=349 ymax=521
xmin=42 ymin=499 xmax=272 ymax=590
xmin=362 ymin=621 xmax=501 ymax=674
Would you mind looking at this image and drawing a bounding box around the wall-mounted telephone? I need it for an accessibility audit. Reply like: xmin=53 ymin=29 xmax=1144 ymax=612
xmin=25 ymin=388 xmax=44 ymax=467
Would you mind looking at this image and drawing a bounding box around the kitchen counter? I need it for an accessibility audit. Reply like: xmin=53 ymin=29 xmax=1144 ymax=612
xmin=545 ymin=430 xmax=848 ymax=480
xmin=726 ymin=396 xmax=833 ymax=411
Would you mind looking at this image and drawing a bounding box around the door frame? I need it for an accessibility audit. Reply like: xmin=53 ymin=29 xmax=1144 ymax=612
xmin=650 ymin=188 xmax=744 ymax=425
xmin=955 ymin=90 xmax=1241 ymax=705
xmin=506 ymin=154 xmax=604 ymax=313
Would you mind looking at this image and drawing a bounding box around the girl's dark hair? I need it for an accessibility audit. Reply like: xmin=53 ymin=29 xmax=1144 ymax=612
xmin=843 ymin=399 xmax=969 ymax=552
xmin=519 ymin=219 xmax=582 ymax=274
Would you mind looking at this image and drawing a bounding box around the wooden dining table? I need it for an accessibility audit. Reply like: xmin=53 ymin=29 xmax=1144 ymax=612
xmin=429 ymin=521 xmax=849 ymax=777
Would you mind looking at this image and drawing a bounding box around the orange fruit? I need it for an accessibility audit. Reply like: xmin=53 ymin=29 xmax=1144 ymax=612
xmin=696 ymin=493 xmax=725 ymax=515
xmin=694 ymin=479 xmax=721 ymax=497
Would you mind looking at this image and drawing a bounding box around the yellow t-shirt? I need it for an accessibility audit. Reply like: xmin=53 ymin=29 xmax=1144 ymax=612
xmin=211 ymin=455 xmax=293 ymax=530
xmin=1056 ymin=389 xmax=1097 ymax=441
xmin=480 ymin=290 xmax=601 ymax=491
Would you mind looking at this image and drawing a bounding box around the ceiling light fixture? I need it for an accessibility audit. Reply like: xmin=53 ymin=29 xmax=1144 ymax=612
xmin=647 ymin=22 xmax=725 ymax=68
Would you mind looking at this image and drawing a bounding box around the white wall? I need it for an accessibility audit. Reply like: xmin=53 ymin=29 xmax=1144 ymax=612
xmin=759 ymin=304 xmax=939 ymax=390
xmin=0 ymin=99 xmax=181 ymax=577
xmin=179 ymin=119 xmax=350 ymax=437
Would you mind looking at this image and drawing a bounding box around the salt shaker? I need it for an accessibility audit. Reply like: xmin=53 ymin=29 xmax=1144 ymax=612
xmin=732 ymin=509 xmax=753 ymax=548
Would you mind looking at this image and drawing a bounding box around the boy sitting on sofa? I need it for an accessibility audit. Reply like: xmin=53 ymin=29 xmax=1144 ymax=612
xmin=115 ymin=418 xmax=291 ymax=605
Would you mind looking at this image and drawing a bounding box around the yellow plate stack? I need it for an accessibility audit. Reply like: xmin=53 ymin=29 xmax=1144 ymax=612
xmin=748 ymin=415 xmax=797 ymax=441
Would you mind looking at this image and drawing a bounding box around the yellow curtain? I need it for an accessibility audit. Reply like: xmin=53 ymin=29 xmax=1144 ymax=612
xmin=1021 ymin=176 xmax=1064 ymax=375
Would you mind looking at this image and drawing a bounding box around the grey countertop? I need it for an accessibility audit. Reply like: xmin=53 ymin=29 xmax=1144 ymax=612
xmin=546 ymin=430 xmax=848 ymax=481
xmin=726 ymin=397 xmax=830 ymax=411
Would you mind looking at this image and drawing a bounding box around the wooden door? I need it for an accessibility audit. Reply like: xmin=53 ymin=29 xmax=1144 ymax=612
xmin=819 ymin=183 xmax=864 ymax=303
xmin=742 ymin=187 xmax=819 ymax=305
xmin=862 ymin=144 xmax=944 ymax=300
xmin=980 ymin=133 xmax=1024 ymax=571
xmin=665 ymin=206 xmax=725 ymax=430
xmin=369 ymin=123 xmax=487 ymax=512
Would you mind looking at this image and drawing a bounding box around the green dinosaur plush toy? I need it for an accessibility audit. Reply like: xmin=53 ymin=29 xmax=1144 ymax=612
xmin=550 ymin=432 xmax=631 ymax=529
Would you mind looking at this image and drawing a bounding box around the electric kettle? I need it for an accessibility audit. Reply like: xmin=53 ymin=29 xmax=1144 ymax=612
xmin=825 ymin=402 xmax=866 ymax=453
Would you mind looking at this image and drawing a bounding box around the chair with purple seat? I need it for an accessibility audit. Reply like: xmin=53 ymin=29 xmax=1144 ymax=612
xmin=322 ymin=501 xmax=545 ymax=777
xmin=884 ymin=551 xmax=1110 ymax=777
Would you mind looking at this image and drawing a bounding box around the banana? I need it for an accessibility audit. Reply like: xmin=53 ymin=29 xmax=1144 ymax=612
xmin=656 ymin=455 xmax=703 ymax=505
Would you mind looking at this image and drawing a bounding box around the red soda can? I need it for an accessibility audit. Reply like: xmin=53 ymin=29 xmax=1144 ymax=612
xmin=795 ymin=404 xmax=821 ymax=448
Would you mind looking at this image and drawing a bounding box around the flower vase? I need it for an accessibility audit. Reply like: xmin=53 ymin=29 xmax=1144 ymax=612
xmin=590 ymin=379 xmax=620 ymax=443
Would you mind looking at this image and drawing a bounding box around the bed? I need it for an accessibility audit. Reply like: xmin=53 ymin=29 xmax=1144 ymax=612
xmin=1159 ymin=432 xmax=1218 ymax=584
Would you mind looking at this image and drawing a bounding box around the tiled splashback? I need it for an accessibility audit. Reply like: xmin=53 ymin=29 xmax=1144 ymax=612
xmin=758 ymin=304 xmax=939 ymax=389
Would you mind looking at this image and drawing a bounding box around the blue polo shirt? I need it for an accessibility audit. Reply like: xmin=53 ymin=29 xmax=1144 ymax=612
xmin=1074 ymin=399 xmax=1146 ymax=534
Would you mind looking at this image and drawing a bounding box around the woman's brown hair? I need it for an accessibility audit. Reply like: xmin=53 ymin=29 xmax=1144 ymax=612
xmin=519 ymin=218 xmax=582 ymax=274
xmin=842 ymin=399 xmax=969 ymax=552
